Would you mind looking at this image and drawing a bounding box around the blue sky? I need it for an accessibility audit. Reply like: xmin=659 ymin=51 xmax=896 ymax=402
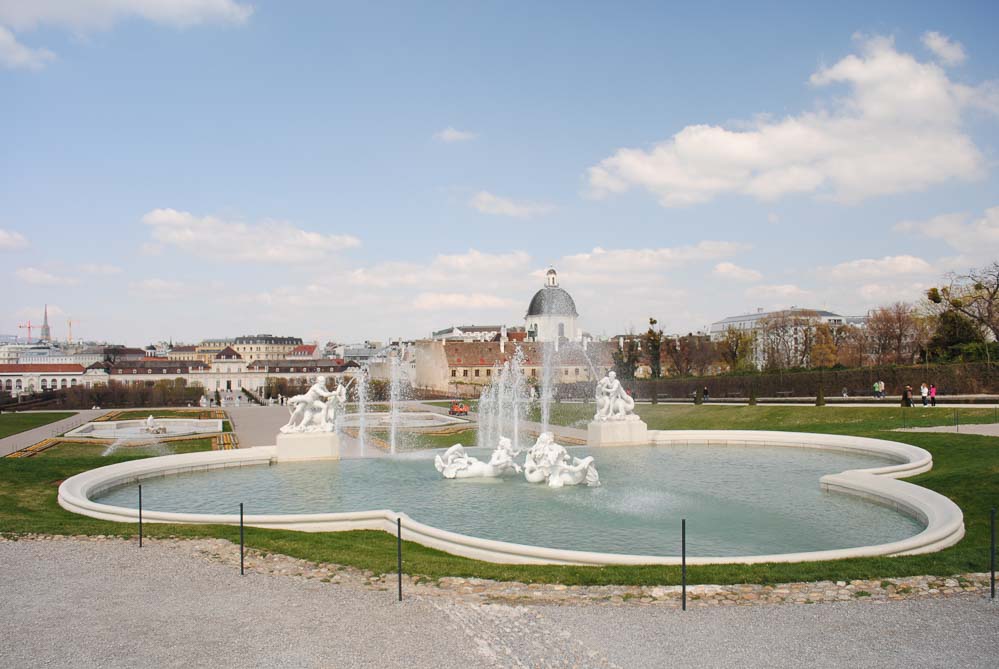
xmin=3 ymin=1 xmax=998 ymax=345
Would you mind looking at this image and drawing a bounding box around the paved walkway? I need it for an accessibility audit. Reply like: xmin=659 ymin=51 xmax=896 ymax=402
xmin=0 ymin=538 xmax=995 ymax=668
xmin=898 ymin=423 xmax=999 ymax=437
xmin=0 ymin=410 xmax=103 ymax=457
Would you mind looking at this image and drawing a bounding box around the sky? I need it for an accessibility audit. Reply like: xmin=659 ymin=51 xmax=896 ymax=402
xmin=2 ymin=0 xmax=999 ymax=346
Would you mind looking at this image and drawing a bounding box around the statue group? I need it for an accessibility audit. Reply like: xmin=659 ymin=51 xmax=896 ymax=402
xmin=280 ymin=376 xmax=349 ymax=434
xmin=593 ymin=371 xmax=636 ymax=421
xmin=435 ymin=432 xmax=600 ymax=488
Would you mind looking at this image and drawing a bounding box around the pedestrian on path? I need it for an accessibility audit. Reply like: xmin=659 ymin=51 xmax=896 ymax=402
xmin=920 ymin=383 xmax=929 ymax=407
xmin=930 ymin=383 xmax=937 ymax=406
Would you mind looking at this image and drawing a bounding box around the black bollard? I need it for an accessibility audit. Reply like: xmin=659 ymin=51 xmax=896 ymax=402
xmin=954 ymin=409 xmax=959 ymax=432
xmin=991 ymin=508 xmax=995 ymax=600
xmin=138 ymin=484 xmax=143 ymax=548
xmin=681 ymin=518 xmax=687 ymax=611
xmin=397 ymin=517 xmax=403 ymax=602
xmin=240 ymin=502 xmax=245 ymax=576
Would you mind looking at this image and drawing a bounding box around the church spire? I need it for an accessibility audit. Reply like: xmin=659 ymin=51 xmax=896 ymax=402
xmin=40 ymin=304 xmax=52 ymax=342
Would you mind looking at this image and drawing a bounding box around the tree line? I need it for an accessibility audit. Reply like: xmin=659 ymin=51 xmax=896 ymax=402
xmin=613 ymin=262 xmax=999 ymax=379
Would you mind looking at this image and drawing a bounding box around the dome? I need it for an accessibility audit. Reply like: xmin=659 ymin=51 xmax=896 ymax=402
xmin=527 ymin=286 xmax=578 ymax=317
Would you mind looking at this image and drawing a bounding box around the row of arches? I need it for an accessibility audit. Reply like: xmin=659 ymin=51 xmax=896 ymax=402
xmin=2 ymin=377 xmax=80 ymax=391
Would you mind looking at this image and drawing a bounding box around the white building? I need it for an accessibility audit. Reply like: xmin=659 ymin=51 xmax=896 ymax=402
xmin=0 ymin=364 xmax=109 ymax=396
xmin=525 ymin=268 xmax=580 ymax=344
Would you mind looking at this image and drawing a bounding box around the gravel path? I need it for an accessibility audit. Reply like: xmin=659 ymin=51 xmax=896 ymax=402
xmin=2 ymin=539 xmax=996 ymax=668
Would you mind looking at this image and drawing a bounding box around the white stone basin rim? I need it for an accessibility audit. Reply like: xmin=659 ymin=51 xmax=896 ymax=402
xmin=57 ymin=431 xmax=965 ymax=566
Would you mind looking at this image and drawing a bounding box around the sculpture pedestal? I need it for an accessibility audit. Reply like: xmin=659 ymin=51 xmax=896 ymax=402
xmin=587 ymin=419 xmax=649 ymax=447
xmin=275 ymin=432 xmax=340 ymax=462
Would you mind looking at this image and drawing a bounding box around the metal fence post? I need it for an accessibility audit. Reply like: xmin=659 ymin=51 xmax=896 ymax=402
xmin=138 ymin=484 xmax=143 ymax=548
xmin=240 ymin=502 xmax=245 ymax=576
xmin=955 ymin=408 xmax=959 ymax=433
xmin=681 ymin=518 xmax=687 ymax=611
xmin=397 ymin=517 xmax=403 ymax=602
xmin=991 ymin=507 xmax=996 ymax=600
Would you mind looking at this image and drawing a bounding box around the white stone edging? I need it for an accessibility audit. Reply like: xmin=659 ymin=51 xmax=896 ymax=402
xmin=57 ymin=430 xmax=965 ymax=566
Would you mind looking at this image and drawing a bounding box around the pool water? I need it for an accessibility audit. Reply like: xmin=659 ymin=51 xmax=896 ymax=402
xmin=95 ymin=444 xmax=925 ymax=557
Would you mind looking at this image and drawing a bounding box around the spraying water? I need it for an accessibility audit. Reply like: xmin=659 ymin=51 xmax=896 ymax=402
xmin=357 ymin=365 xmax=369 ymax=457
xmin=476 ymin=346 xmax=532 ymax=450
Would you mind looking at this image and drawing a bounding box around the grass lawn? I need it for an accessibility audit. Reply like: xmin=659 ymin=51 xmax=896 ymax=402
xmin=1 ymin=406 xmax=996 ymax=586
xmin=34 ymin=438 xmax=215 ymax=459
xmin=370 ymin=428 xmax=477 ymax=451
xmin=0 ymin=412 xmax=76 ymax=439
xmin=112 ymin=409 xmax=213 ymax=420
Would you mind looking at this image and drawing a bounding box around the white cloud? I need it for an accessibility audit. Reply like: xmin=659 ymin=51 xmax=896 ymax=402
xmin=0 ymin=1 xmax=252 ymax=32
xmin=745 ymin=283 xmax=812 ymax=301
xmin=0 ymin=0 xmax=251 ymax=69
xmin=79 ymin=263 xmax=122 ymax=275
xmin=713 ymin=262 xmax=762 ymax=282
xmin=587 ymin=34 xmax=990 ymax=207
xmin=141 ymin=208 xmax=361 ymax=263
xmin=434 ymin=127 xmax=477 ymax=143
xmin=0 ymin=25 xmax=54 ymax=69
xmin=857 ymin=281 xmax=928 ymax=303
xmin=0 ymin=227 xmax=28 ymax=249
xmin=469 ymin=191 xmax=555 ymax=218
xmin=349 ymin=249 xmax=530 ymax=288
xmin=413 ymin=292 xmax=519 ymax=311
xmin=128 ymin=278 xmax=188 ymax=300
xmin=15 ymin=267 xmax=78 ymax=286
xmin=922 ymin=31 xmax=966 ymax=66
xmin=827 ymin=255 xmax=932 ymax=280
xmin=895 ymin=205 xmax=999 ymax=260
xmin=559 ymin=242 xmax=747 ymax=281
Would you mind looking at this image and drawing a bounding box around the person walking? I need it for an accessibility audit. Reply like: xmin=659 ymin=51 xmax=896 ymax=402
xmin=929 ymin=383 xmax=937 ymax=407
xmin=879 ymin=380 xmax=886 ymax=399
xmin=920 ymin=382 xmax=929 ymax=407
xmin=873 ymin=380 xmax=879 ymax=399
xmin=902 ymin=385 xmax=913 ymax=407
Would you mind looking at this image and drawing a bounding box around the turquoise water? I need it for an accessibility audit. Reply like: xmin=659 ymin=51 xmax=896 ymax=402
xmin=95 ymin=444 xmax=925 ymax=557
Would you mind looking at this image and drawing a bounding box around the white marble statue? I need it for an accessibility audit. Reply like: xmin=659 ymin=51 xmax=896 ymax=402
xmin=523 ymin=432 xmax=600 ymax=488
xmin=280 ymin=376 xmax=344 ymax=434
xmin=594 ymin=371 xmax=637 ymax=422
xmin=434 ymin=438 xmax=522 ymax=479
xmin=141 ymin=415 xmax=166 ymax=435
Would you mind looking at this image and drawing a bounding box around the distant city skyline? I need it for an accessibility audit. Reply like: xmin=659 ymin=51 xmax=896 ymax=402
xmin=3 ymin=2 xmax=998 ymax=346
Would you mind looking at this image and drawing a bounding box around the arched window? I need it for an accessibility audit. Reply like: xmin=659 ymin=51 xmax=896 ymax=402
xmin=4 ymin=379 xmax=11 ymax=390
xmin=40 ymin=379 xmax=48 ymax=389
xmin=71 ymin=378 xmax=78 ymax=386
xmin=61 ymin=379 xmax=68 ymax=388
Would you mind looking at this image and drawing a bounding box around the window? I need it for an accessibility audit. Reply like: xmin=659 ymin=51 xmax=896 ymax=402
xmin=451 ymin=370 xmax=456 ymax=377
xmin=574 ymin=368 xmax=580 ymax=376
xmin=474 ymin=369 xmax=480 ymax=377
xmin=531 ymin=368 xmax=537 ymax=377
xmin=564 ymin=369 xmax=569 ymax=376
xmin=486 ymin=369 xmax=491 ymax=377
xmin=463 ymin=369 xmax=468 ymax=377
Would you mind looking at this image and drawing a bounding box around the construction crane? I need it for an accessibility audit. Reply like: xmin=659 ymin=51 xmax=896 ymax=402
xmin=67 ymin=318 xmax=80 ymax=344
xmin=17 ymin=321 xmax=34 ymax=342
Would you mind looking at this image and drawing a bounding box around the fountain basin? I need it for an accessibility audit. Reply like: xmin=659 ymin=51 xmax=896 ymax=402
xmin=65 ymin=418 xmax=223 ymax=440
xmin=58 ymin=430 xmax=964 ymax=565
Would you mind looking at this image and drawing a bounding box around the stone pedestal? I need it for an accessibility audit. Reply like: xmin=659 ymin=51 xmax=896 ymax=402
xmin=587 ymin=419 xmax=649 ymax=447
xmin=275 ymin=432 xmax=340 ymax=462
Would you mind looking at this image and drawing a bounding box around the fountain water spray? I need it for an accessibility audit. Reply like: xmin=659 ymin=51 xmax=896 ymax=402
xmin=356 ymin=365 xmax=369 ymax=457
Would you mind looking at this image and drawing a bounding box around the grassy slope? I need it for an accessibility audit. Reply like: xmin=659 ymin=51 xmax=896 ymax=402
xmin=1 ymin=406 xmax=996 ymax=586
xmin=0 ymin=412 xmax=76 ymax=439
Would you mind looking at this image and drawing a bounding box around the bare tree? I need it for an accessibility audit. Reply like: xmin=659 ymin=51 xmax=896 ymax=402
xmin=718 ymin=326 xmax=755 ymax=371
xmin=866 ymin=303 xmax=920 ymax=365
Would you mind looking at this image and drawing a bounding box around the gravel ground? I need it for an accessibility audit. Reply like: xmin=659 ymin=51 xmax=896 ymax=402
xmin=1 ymin=539 xmax=996 ymax=668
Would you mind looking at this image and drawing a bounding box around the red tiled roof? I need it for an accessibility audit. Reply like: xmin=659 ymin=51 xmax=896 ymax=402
xmin=215 ymin=346 xmax=242 ymax=359
xmin=0 ymin=364 xmax=86 ymax=373
xmin=289 ymin=344 xmax=318 ymax=356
